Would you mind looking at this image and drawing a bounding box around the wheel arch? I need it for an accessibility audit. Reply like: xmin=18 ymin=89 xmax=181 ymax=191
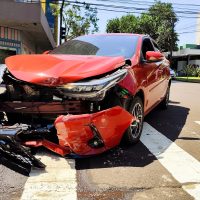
xmin=134 ymin=89 xmax=145 ymax=106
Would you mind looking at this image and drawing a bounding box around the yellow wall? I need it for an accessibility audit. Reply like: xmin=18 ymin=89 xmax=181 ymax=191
xmin=41 ymin=0 xmax=46 ymax=13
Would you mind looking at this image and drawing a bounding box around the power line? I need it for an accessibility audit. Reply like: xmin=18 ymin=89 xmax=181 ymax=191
xmin=96 ymin=0 xmax=200 ymax=12
xmin=39 ymin=0 xmax=200 ymax=14
xmin=30 ymin=0 xmax=200 ymax=11
xmin=178 ymin=30 xmax=200 ymax=34
xmin=96 ymin=0 xmax=200 ymax=8
xmin=179 ymin=23 xmax=200 ymax=30
xmin=36 ymin=0 xmax=200 ymax=19
xmin=63 ymin=0 xmax=200 ymax=15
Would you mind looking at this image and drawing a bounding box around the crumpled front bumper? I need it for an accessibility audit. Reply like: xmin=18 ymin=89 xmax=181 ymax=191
xmin=55 ymin=106 xmax=134 ymax=155
xmin=23 ymin=106 xmax=134 ymax=156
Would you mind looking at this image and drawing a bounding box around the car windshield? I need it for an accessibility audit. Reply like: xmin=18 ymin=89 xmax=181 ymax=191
xmin=50 ymin=35 xmax=139 ymax=59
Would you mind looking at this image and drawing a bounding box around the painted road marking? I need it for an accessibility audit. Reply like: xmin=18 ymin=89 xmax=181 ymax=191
xmin=20 ymin=152 xmax=77 ymax=200
xmin=195 ymin=121 xmax=200 ymax=126
xmin=141 ymin=122 xmax=200 ymax=200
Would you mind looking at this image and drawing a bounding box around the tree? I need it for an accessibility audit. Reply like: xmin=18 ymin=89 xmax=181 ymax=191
xmin=106 ymin=1 xmax=178 ymax=52
xmin=120 ymin=15 xmax=139 ymax=33
xmin=106 ymin=18 xmax=121 ymax=33
xmin=106 ymin=15 xmax=139 ymax=33
xmin=51 ymin=3 xmax=99 ymax=41
xmin=141 ymin=1 xmax=178 ymax=51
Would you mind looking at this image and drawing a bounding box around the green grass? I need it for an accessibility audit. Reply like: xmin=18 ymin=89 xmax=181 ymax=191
xmin=175 ymin=77 xmax=200 ymax=83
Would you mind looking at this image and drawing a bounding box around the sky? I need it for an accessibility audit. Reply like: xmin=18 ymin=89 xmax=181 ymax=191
xmin=84 ymin=0 xmax=200 ymax=47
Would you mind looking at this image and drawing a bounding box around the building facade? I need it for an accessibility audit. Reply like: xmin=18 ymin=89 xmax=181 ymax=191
xmin=170 ymin=44 xmax=200 ymax=73
xmin=0 ymin=0 xmax=56 ymax=64
xmin=41 ymin=0 xmax=59 ymax=44
xmin=0 ymin=27 xmax=21 ymax=63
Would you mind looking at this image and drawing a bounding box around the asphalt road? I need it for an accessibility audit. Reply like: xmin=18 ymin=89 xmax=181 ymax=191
xmin=0 ymin=80 xmax=200 ymax=200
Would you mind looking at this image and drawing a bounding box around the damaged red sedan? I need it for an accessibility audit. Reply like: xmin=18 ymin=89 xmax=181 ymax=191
xmin=0 ymin=34 xmax=171 ymax=158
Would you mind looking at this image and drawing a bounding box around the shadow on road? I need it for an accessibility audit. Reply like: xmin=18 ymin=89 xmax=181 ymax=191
xmin=169 ymin=100 xmax=180 ymax=104
xmin=76 ymin=104 xmax=190 ymax=170
xmin=177 ymin=137 xmax=200 ymax=141
xmin=145 ymin=104 xmax=189 ymax=141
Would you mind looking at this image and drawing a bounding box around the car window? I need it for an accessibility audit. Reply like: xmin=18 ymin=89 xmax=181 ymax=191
xmin=141 ymin=38 xmax=155 ymax=60
xmin=50 ymin=35 xmax=139 ymax=59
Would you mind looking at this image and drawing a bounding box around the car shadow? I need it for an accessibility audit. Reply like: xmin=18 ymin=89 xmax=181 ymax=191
xmin=144 ymin=104 xmax=189 ymax=142
xmin=169 ymin=100 xmax=180 ymax=104
xmin=76 ymin=104 xmax=190 ymax=170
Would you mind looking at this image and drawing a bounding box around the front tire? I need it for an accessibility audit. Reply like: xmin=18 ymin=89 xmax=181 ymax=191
xmin=122 ymin=96 xmax=144 ymax=145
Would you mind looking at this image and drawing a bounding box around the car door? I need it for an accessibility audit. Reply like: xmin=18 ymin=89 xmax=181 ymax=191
xmin=151 ymin=39 xmax=169 ymax=100
xmin=139 ymin=38 xmax=162 ymax=111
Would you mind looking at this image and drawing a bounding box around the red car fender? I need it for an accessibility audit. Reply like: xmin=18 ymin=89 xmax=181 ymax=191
xmin=118 ymin=69 xmax=138 ymax=95
xmin=54 ymin=106 xmax=135 ymax=156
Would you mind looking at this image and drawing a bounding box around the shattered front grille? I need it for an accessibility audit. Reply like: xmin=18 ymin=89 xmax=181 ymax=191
xmin=0 ymin=100 xmax=85 ymax=115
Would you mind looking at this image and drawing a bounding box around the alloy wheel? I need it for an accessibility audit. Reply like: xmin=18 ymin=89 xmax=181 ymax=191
xmin=130 ymin=102 xmax=143 ymax=139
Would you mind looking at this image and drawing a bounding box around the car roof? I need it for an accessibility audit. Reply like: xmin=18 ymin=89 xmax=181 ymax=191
xmin=81 ymin=33 xmax=146 ymax=38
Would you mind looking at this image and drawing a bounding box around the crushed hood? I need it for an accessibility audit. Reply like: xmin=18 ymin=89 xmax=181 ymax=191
xmin=5 ymin=54 xmax=125 ymax=86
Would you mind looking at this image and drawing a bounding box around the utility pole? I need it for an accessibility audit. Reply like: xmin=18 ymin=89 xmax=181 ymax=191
xmin=60 ymin=0 xmax=65 ymax=45
xmin=170 ymin=18 xmax=175 ymax=65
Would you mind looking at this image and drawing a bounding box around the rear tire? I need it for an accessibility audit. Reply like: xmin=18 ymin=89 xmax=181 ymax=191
xmin=122 ymin=96 xmax=144 ymax=145
xmin=160 ymin=86 xmax=170 ymax=110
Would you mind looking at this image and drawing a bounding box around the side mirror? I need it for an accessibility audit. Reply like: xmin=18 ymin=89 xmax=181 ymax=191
xmin=43 ymin=50 xmax=51 ymax=54
xmin=146 ymin=51 xmax=164 ymax=62
xmin=125 ymin=59 xmax=132 ymax=66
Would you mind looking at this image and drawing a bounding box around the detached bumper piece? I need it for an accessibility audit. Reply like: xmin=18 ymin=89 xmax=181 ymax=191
xmin=0 ymin=106 xmax=134 ymax=171
xmin=0 ymin=134 xmax=45 ymax=176
xmin=54 ymin=106 xmax=134 ymax=156
xmin=19 ymin=106 xmax=134 ymax=156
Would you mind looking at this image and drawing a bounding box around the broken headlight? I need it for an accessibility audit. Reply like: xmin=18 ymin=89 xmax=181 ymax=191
xmin=57 ymin=68 xmax=128 ymax=100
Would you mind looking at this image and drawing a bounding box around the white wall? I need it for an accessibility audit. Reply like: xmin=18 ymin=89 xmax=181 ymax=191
xmin=177 ymin=60 xmax=200 ymax=72
xmin=0 ymin=64 xmax=6 ymax=83
xmin=189 ymin=60 xmax=200 ymax=66
xmin=177 ymin=61 xmax=187 ymax=71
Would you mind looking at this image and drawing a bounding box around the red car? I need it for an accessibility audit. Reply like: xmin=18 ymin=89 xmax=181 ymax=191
xmin=0 ymin=34 xmax=170 ymax=156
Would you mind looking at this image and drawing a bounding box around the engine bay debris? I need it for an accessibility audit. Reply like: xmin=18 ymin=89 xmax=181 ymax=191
xmin=0 ymin=133 xmax=45 ymax=176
